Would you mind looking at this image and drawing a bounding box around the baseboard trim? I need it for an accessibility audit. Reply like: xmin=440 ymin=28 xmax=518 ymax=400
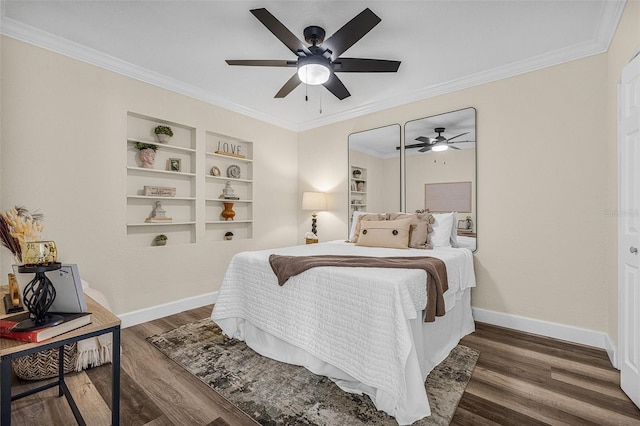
xmin=604 ymin=333 xmax=619 ymax=369
xmin=117 ymin=297 xmax=620 ymax=368
xmin=119 ymin=291 xmax=218 ymax=328
xmin=473 ymin=307 xmax=618 ymax=368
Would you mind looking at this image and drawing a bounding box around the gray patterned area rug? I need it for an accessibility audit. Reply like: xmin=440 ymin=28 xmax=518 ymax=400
xmin=147 ymin=319 xmax=478 ymax=426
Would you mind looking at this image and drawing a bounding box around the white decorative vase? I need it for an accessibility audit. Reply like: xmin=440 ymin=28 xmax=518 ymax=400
xmin=156 ymin=134 xmax=170 ymax=143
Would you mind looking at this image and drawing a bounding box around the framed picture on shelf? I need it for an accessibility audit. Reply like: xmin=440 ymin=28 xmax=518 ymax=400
xmin=211 ymin=166 xmax=221 ymax=176
xmin=168 ymin=158 xmax=181 ymax=172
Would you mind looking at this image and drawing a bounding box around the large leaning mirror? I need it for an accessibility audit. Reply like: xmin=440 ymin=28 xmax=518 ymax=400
xmin=404 ymin=107 xmax=477 ymax=251
xmin=348 ymin=124 xmax=401 ymax=233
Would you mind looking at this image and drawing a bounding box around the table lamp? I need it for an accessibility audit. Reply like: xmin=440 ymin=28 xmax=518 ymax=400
xmin=302 ymin=191 xmax=327 ymax=238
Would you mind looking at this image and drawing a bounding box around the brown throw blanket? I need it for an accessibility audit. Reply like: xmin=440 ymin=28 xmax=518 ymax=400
xmin=268 ymin=255 xmax=449 ymax=322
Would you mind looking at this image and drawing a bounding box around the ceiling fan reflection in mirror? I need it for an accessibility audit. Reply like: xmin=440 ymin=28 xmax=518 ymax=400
xmin=225 ymin=8 xmax=401 ymax=100
xmin=405 ymin=128 xmax=474 ymax=152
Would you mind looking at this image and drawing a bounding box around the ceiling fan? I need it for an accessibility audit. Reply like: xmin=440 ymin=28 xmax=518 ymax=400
xmin=406 ymin=128 xmax=472 ymax=152
xmin=225 ymin=8 xmax=401 ymax=100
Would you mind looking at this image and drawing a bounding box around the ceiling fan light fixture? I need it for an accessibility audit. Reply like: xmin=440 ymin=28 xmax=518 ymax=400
xmin=298 ymin=57 xmax=331 ymax=85
xmin=432 ymin=142 xmax=449 ymax=152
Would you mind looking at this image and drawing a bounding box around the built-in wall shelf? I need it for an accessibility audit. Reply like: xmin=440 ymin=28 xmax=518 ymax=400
xmin=127 ymin=113 xmax=197 ymax=246
xmin=126 ymin=113 xmax=255 ymax=245
xmin=350 ymin=166 xmax=367 ymax=223
xmin=205 ymin=131 xmax=253 ymax=241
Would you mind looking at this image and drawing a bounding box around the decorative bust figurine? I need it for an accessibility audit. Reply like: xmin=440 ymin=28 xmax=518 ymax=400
xmin=139 ymin=148 xmax=156 ymax=169
xmin=151 ymin=201 xmax=166 ymax=218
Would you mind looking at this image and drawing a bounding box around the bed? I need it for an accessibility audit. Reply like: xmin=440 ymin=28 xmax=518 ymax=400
xmin=211 ymin=213 xmax=476 ymax=425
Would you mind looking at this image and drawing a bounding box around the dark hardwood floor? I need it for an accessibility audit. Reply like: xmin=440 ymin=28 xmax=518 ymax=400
xmin=8 ymin=306 xmax=640 ymax=425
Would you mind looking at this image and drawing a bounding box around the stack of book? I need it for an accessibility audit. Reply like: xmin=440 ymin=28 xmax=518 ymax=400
xmin=0 ymin=311 xmax=91 ymax=343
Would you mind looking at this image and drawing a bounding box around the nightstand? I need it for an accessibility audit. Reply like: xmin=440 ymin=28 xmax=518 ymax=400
xmin=0 ymin=290 xmax=121 ymax=425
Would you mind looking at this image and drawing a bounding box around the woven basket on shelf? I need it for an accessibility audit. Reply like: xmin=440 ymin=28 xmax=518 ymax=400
xmin=13 ymin=343 xmax=78 ymax=380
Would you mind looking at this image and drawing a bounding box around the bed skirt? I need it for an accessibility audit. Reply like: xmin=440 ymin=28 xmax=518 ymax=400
xmin=214 ymin=289 xmax=474 ymax=425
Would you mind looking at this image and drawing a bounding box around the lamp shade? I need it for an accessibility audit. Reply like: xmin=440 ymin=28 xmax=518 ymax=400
xmin=431 ymin=142 xmax=449 ymax=152
xmin=298 ymin=63 xmax=330 ymax=85
xmin=297 ymin=56 xmax=331 ymax=85
xmin=302 ymin=191 xmax=327 ymax=211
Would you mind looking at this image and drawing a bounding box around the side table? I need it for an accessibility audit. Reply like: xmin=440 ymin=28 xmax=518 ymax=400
xmin=0 ymin=291 xmax=121 ymax=425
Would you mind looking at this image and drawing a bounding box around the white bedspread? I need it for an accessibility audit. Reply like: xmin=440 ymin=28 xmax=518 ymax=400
xmin=211 ymin=240 xmax=476 ymax=422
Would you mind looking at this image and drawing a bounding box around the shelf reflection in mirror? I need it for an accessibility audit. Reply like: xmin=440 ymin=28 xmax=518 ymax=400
xmin=348 ymin=124 xmax=401 ymax=233
xmin=404 ymin=107 xmax=477 ymax=251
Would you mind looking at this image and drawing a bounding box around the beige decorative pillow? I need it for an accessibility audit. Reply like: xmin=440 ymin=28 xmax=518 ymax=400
xmin=351 ymin=213 xmax=387 ymax=243
xmin=356 ymin=218 xmax=412 ymax=249
xmin=388 ymin=212 xmax=435 ymax=249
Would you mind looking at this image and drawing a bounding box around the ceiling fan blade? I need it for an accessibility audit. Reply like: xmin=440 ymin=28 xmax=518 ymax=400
xmin=274 ymin=73 xmax=302 ymax=98
xmin=333 ymin=58 xmax=401 ymax=73
xmin=446 ymin=132 xmax=469 ymax=142
xmin=415 ymin=136 xmax=431 ymax=143
xmin=250 ymin=8 xmax=311 ymax=56
xmin=449 ymin=146 xmax=461 ymax=150
xmin=404 ymin=143 xmax=426 ymax=149
xmin=226 ymin=60 xmax=297 ymax=67
xmin=419 ymin=145 xmax=432 ymax=153
xmin=322 ymin=8 xmax=381 ymax=61
xmin=323 ymin=74 xmax=351 ymax=100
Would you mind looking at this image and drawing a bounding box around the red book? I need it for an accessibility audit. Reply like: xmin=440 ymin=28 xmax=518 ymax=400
xmin=0 ymin=312 xmax=91 ymax=343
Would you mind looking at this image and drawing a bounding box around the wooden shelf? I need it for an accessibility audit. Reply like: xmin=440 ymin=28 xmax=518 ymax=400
xmin=206 ymin=152 xmax=253 ymax=163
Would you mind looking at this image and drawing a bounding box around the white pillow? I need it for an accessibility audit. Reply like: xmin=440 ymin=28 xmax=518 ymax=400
xmin=450 ymin=211 xmax=459 ymax=247
xmin=349 ymin=211 xmax=374 ymax=240
xmin=431 ymin=212 xmax=455 ymax=247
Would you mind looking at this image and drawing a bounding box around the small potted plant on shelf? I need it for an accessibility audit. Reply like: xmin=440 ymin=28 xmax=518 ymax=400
xmin=154 ymin=125 xmax=173 ymax=143
xmin=352 ymin=169 xmax=362 ymax=178
xmin=154 ymin=234 xmax=168 ymax=246
xmin=133 ymin=142 xmax=158 ymax=169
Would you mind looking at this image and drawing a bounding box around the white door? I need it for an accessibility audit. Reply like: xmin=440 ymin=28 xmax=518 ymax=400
xmin=620 ymin=52 xmax=640 ymax=407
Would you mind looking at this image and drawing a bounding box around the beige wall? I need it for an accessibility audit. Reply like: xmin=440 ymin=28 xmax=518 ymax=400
xmin=405 ymin=148 xmax=476 ymax=224
xmin=1 ymin=37 xmax=299 ymax=314
xmin=298 ymin=2 xmax=639 ymax=338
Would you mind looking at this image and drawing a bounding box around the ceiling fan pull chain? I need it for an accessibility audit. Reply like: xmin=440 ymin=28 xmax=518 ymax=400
xmin=305 ymin=67 xmax=309 ymax=101
xmin=319 ymin=90 xmax=323 ymax=114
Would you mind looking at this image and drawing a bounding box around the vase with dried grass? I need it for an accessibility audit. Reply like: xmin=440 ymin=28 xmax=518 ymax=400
xmin=0 ymin=206 xmax=44 ymax=265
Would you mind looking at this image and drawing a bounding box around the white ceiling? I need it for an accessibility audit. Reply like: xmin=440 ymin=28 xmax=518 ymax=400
xmin=1 ymin=1 xmax=625 ymax=131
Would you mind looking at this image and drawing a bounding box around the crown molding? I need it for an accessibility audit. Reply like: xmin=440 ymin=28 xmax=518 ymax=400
xmin=0 ymin=17 xmax=299 ymax=131
xmin=1 ymin=0 xmax=625 ymax=133
xmin=290 ymin=0 xmax=628 ymax=131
